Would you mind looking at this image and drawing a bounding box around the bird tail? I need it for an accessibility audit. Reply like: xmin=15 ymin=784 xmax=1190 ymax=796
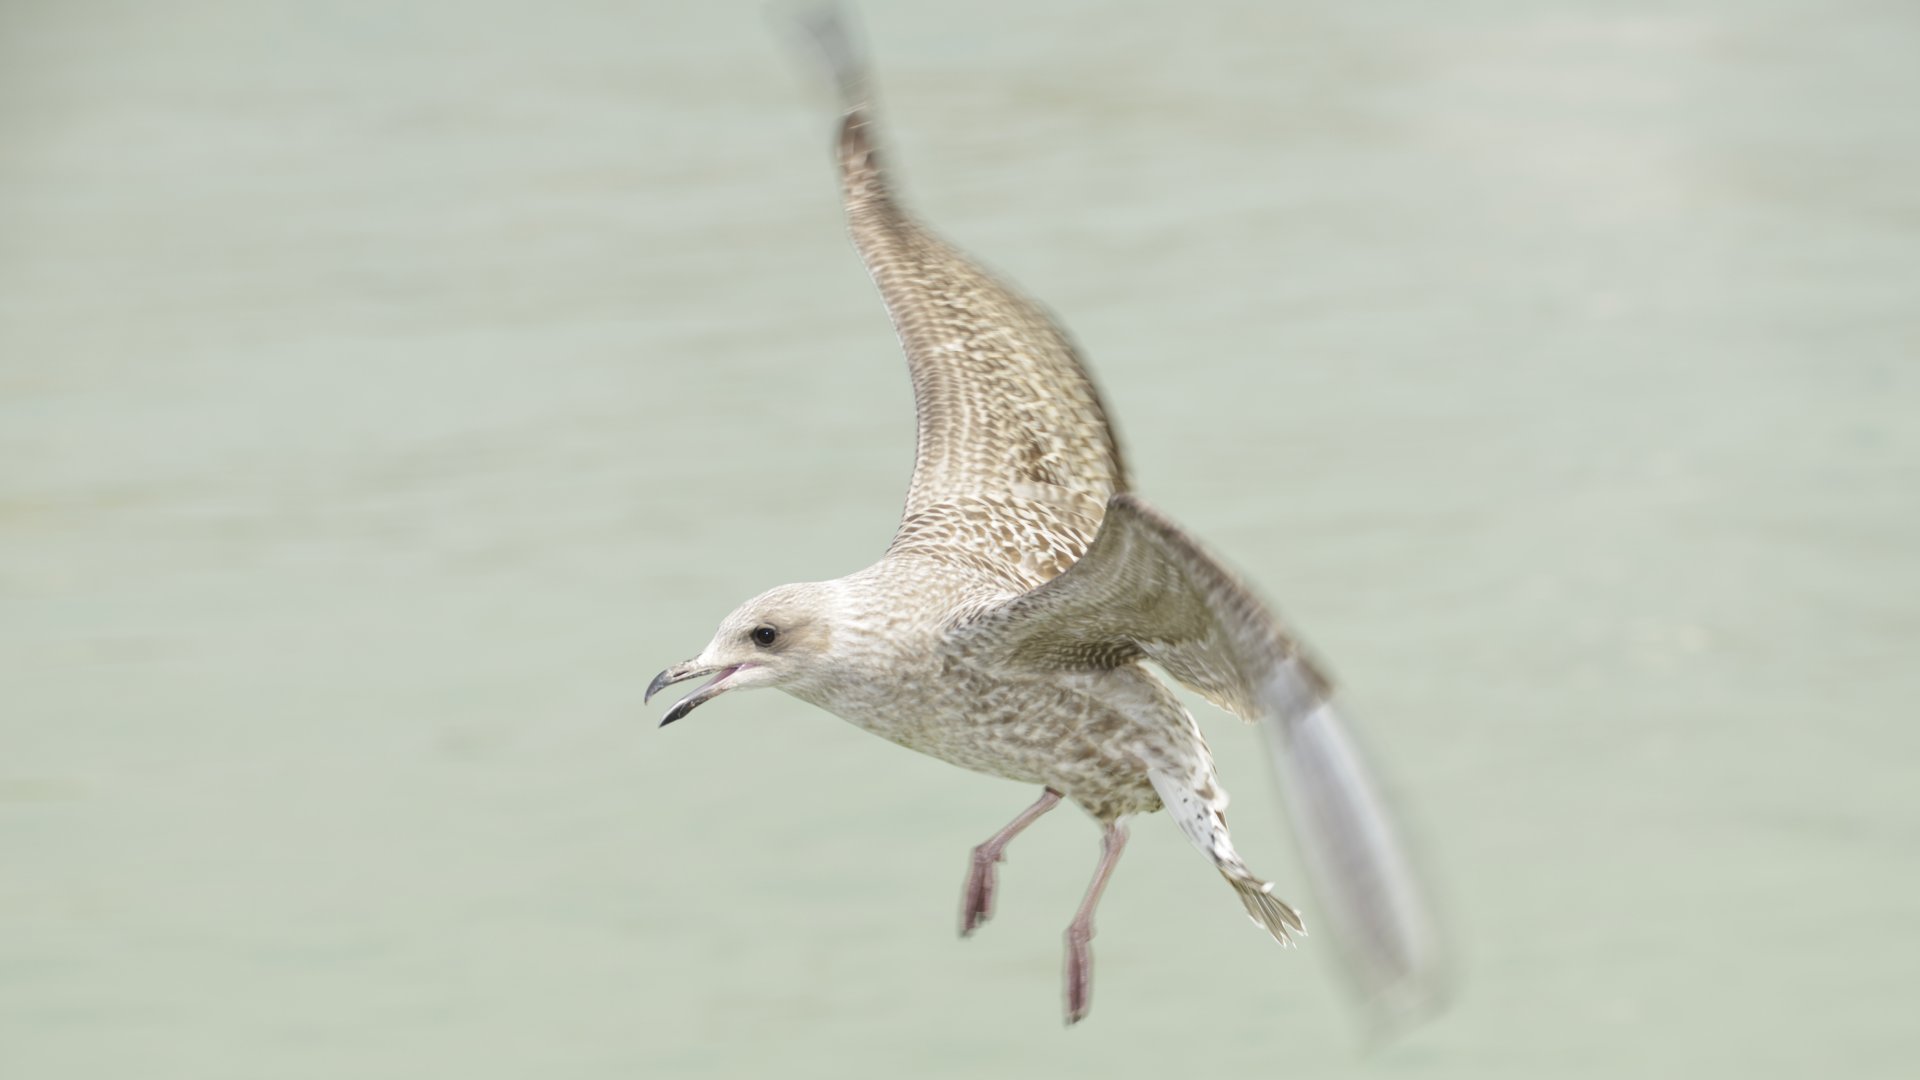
xmin=1229 ymin=873 xmax=1307 ymax=946
xmin=1148 ymin=767 xmax=1305 ymax=946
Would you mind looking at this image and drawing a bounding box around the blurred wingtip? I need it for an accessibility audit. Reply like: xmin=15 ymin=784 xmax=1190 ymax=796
xmin=773 ymin=1 xmax=869 ymax=113
xmin=1263 ymin=699 xmax=1458 ymax=1040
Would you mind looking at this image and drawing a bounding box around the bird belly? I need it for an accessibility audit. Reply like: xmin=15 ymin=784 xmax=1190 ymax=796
xmin=820 ymin=664 xmax=1186 ymax=821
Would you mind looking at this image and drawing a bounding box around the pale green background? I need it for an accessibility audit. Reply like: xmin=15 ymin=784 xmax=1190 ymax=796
xmin=4 ymin=1 xmax=1916 ymax=1077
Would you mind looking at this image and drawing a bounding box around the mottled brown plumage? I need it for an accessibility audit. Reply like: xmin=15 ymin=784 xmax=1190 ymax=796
xmin=648 ymin=9 xmax=1443 ymax=1028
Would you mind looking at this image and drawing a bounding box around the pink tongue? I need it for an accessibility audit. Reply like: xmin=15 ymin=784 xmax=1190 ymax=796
xmin=693 ymin=664 xmax=742 ymax=694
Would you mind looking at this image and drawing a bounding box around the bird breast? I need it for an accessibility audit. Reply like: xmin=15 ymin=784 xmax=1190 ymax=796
xmin=799 ymin=647 xmax=1183 ymax=819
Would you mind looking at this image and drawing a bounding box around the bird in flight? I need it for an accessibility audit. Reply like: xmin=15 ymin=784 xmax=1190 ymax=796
xmin=648 ymin=8 xmax=1444 ymax=1027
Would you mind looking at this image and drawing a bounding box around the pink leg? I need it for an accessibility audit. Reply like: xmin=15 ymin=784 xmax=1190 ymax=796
xmin=1064 ymin=821 xmax=1129 ymax=1025
xmin=960 ymin=788 xmax=1062 ymax=937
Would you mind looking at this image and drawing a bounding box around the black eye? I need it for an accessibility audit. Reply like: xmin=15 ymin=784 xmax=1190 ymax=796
xmin=750 ymin=625 xmax=778 ymax=647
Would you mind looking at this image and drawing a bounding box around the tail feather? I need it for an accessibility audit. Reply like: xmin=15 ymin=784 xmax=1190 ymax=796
xmin=1229 ymin=873 xmax=1306 ymax=945
xmin=1149 ymin=767 xmax=1305 ymax=946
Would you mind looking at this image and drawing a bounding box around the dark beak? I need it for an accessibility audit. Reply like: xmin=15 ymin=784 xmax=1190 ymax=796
xmin=646 ymin=660 xmax=743 ymax=727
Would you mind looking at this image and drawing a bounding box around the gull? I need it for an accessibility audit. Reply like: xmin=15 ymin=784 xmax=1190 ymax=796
xmin=648 ymin=9 xmax=1444 ymax=1027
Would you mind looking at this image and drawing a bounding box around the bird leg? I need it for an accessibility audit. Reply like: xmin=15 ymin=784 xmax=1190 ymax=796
xmin=1064 ymin=821 xmax=1129 ymax=1025
xmin=960 ymin=788 xmax=1062 ymax=936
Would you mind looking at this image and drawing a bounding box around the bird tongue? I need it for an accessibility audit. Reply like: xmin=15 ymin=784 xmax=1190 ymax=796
xmin=689 ymin=664 xmax=741 ymax=696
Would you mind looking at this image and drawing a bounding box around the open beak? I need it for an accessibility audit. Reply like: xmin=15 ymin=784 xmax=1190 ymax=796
xmin=646 ymin=660 xmax=746 ymax=727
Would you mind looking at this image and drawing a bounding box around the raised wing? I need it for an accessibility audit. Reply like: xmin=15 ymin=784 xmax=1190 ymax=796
xmin=951 ymin=492 xmax=1449 ymax=1026
xmin=797 ymin=11 xmax=1129 ymax=584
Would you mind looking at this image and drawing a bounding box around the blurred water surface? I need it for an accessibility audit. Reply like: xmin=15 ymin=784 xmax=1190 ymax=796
xmin=4 ymin=2 xmax=1917 ymax=1077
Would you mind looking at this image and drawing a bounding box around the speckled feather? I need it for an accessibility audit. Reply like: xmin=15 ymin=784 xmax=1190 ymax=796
xmin=660 ymin=9 xmax=1444 ymax=1025
xmin=783 ymin=16 xmax=1307 ymax=940
xmin=824 ymin=58 xmax=1125 ymax=591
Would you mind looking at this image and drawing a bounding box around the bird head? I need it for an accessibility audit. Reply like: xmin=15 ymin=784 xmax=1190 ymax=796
xmin=646 ymin=581 xmax=839 ymax=726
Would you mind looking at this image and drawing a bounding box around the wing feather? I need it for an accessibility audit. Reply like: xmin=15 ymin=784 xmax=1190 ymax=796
xmin=796 ymin=10 xmax=1128 ymax=578
xmin=952 ymin=493 xmax=1449 ymax=1024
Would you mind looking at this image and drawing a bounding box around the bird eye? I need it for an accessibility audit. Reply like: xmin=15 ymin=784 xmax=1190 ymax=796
xmin=751 ymin=625 xmax=778 ymax=647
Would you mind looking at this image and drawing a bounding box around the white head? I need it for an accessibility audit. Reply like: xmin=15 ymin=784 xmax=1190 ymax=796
xmin=646 ymin=580 xmax=843 ymax=726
